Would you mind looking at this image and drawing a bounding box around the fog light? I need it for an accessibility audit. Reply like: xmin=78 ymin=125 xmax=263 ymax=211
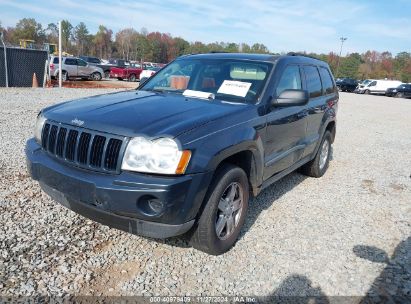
xmin=148 ymin=199 xmax=165 ymax=213
xmin=137 ymin=195 xmax=166 ymax=216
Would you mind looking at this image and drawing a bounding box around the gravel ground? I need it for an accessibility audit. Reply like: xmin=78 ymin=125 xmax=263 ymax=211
xmin=0 ymin=89 xmax=410 ymax=299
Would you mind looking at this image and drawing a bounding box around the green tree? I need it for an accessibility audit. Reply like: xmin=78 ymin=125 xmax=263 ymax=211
xmin=251 ymin=43 xmax=268 ymax=54
xmin=45 ymin=23 xmax=58 ymax=44
xmin=13 ymin=18 xmax=45 ymax=45
xmin=338 ymin=53 xmax=362 ymax=78
xmin=61 ymin=20 xmax=73 ymax=51
xmin=173 ymin=37 xmax=190 ymax=56
xmin=93 ymin=25 xmax=112 ymax=59
xmin=73 ymin=22 xmax=90 ymax=55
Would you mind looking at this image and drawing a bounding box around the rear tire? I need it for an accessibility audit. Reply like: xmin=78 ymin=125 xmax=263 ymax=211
xmin=300 ymin=131 xmax=332 ymax=178
xmin=104 ymin=71 xmax=110 ymax=79
xmin=129 ymin=74 xmax=136 ymax=82
xmin=56 ymin=71 xmax=68 ymax=81
xmin=190 ymin=164 xmax=249 ymax=255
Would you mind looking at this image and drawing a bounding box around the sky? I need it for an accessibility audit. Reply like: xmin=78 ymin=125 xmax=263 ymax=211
xmin=0 ymin=0 xmax=410 ymax=55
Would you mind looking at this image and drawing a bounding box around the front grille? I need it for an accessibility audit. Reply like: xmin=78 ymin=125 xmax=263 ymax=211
xmin=41 ymin=121 xmax=126 ymax=173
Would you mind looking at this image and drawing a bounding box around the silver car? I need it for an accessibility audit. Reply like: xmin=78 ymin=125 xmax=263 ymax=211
xmin=50 ymin=56 xmax=104 ymax=81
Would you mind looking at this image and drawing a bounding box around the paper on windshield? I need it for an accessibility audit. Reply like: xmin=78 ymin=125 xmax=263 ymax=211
xmin=217 ymin=80 xmax=252 ymax=97
xmin=183 ymin=90 xmax=215 ymax=100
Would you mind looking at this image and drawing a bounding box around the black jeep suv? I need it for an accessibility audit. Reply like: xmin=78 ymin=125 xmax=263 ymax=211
xmin=26 ymin=53 xmax=338 ymax=255
xmin=335 ymin=77 xmax=358 ymax=92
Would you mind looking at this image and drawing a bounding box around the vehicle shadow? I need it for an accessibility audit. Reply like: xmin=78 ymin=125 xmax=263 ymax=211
xmin=262 ymin=274 xmax=330 ymax=303
xmin=354 ymin=236 xmax=411 ymax=303
xmin=154 ymin=151 xmax=335 ymax=249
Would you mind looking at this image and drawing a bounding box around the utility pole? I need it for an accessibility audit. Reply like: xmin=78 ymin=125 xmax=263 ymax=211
xmin=58 ymin=20 xmax=62 ymax=88
xmin=335 ymin=37 xmax=347 ymax=78
xmin=1 ymin=32 xmax=8 ymax=87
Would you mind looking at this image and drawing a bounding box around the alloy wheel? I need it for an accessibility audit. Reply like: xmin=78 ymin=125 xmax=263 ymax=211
xmin=215 ymin=182 xmax=244 ymax=240
xmin=319 ymin=139 xmax=330 ymax=170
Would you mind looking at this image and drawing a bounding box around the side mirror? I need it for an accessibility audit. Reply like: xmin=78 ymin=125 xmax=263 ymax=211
xmin=272 ymin=89 xmax=309 ymax=107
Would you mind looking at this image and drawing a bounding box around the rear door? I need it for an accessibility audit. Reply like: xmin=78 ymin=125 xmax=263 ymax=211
xmin=263 ymin=64 xmax=308 ymax=179
xmin=64 ymin=58 xmax=78 ymax=76
xmin=77 ymin=59 xmax=90 ymax=77
xmin=301 ymin=65 xmax=329 ymax=157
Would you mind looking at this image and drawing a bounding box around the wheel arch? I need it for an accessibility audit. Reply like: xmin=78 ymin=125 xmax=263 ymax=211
xmin=207 ymin=142 xmax=264 ymax=197
xmin=325 ymin=120 xmax=336 ymax=143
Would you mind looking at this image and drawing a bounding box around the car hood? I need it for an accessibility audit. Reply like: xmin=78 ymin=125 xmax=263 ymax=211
xmin=43 ymin=90 xmax=252 ymax=138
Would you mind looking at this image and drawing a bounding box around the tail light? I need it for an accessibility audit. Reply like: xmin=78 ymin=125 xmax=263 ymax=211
xmin=50 ymin=63 xmax=54 ymax=70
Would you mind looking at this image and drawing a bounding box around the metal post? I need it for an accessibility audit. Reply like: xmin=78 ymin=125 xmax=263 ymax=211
xmin=58 ymin=20 xmax=62 ymax=88
xmin=335 ymin=37 xmax=347 ymax=78
xmin=1 ymin=32 xmax=9 ymax=87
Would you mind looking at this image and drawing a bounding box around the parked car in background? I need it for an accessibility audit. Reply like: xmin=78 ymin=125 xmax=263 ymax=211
xmin=139 ymin=67 xmax=161 ymax=83
xmin=386 ymin=83 xmax=411 ymax=98
xmin=355 ymin=79 xmax=402 ymax=95
xmin=109 ymin=63 xmax=143 ymax=81
xmin=108 ymin=58 xmax=130 ymax=66
xmin=49 ymin=56 xmax=104 ymax=81
xmin=335 ymin=78 xmax=358 ymax=92
xmin=79 ymin=56 xmax=113 ymax=79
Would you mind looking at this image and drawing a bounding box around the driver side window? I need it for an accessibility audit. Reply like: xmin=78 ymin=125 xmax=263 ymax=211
xmin=276 ymin=65 xmax=302 ymax=96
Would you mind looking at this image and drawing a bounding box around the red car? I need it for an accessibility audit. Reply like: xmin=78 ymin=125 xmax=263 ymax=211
xmin=110 ymin=63 xmax=143 ymax=82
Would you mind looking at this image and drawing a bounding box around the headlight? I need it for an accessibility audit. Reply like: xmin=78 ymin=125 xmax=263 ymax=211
xmin=121 ymin=137 xmax=191 ymax=174
xmin=34 ymin=113 xmax=46 ymax=143
xmin=392 ymin=89 xmax=397 ymax=92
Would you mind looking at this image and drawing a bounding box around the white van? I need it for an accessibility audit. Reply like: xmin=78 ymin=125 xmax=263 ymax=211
xmin=356 ymin=79 xmax=402 ymax=95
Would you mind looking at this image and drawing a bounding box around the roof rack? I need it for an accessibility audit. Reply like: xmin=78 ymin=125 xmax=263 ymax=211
xmin=287 ymin=52 xmax=320 ymax=60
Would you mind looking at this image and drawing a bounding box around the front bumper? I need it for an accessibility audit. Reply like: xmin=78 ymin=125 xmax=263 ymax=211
xmin=25 ymin=138 xmax=213 ymax=238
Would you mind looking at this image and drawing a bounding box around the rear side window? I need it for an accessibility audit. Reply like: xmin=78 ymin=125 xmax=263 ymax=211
xmin=90 ymin=58 xmax=100 ymax=64
xmin=319 ymin=67 xmax=335 ymax=95
xmin=77 ymin=59 xmax=87 ymax=66
xmin=53 ymin=57 xmax=59 ymax=64
xmin=303 ymin=66 xmax=322 ymax=98
xmin=276 ymin=65 xmax=302 ymax=96
xmin=65 ymin=58 xmax=77 ymax=65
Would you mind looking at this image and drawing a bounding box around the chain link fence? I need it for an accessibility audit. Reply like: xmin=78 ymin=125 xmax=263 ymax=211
xmin=0 ymin=46 xmax=48 ymax=87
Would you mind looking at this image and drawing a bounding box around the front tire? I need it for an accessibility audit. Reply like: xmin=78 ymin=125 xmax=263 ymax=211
xmin=395 ymin=92 xmax=404 ymax=98
xmin=300 ymin=131 xmax=332 ymax=178
xmin=190 ymin=164 xmax=249 ymax=255
xmin=364 ymin=89 xmax=370 ymax=95
xmin=91 ymin=72 xmax=102 ymax=81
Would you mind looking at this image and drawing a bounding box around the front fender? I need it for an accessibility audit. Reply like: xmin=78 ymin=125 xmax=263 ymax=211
xmin=183 ymin=124 xmax=265 ymax=195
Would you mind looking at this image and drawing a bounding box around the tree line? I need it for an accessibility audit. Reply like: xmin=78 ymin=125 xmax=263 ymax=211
xmin=1 ymin=18 xmax=410 ymax=82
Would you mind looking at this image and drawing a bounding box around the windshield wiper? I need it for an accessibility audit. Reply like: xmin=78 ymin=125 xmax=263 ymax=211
xmin=144 ymin=88 xmax=184 ymax=94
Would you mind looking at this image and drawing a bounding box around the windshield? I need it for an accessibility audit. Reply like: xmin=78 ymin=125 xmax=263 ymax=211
xmin=139 ymin=58 xmax=273 ymax=103
xmin=362 ymin=79 xmax=372 ymax=85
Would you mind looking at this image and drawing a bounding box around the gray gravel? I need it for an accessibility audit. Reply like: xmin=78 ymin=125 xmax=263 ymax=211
xmin=0 ymin=88 xmax=410 ymax=298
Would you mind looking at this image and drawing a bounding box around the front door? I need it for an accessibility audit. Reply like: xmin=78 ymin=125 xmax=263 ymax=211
xmin=263 ymin=64 xmax=308 ymax=180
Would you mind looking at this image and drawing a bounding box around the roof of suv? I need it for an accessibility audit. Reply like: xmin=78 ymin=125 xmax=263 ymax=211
xmin=180 ymin=52 xmax=328 ymax=66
